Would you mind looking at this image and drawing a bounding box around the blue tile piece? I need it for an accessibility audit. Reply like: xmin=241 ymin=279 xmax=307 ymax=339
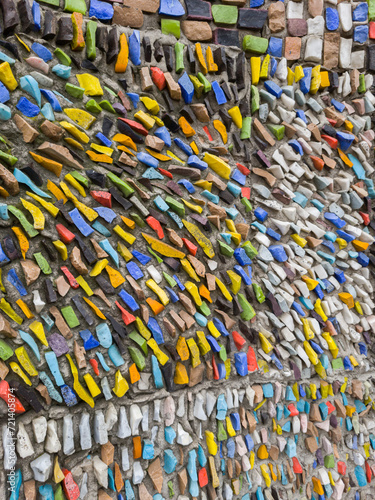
xmin=233 ymin=265 xmax=252 ymax=285
xmin=163 ymin=449 xmax=177 ymax=473
xmin=45 ymin=351 xmax=65 ymax=386
xmin=19 ymin=330 xmax=40 ymax=361
xmin=32 ymin=1 xmax=41 ymax=30
xmin=0 ymin=82 xmax=10 ymax=103
xmin=212 ymin=317 xmax=229 ymax=336
xmin=354 ymin=24 xmax=369 ymax=43
xmin=174 ymin=137 xmax=193 ymax=156
xmin=41 ymin=89 xmax=62 ymax=111
xmin=41 ymin=102 xmax=54 ymax=120
xmin=173 ymin=274 xmax=185 ymax=290
xmin=178 ymin=71 xmax=194 ymax=104
xmin=108 ymin=344 xmax=125 ymax=366
xmin=80 ymin=329 xmax=100 ymax=350
xmin=206 ymin=335 xmax=221 ymax=352
xmin=94 ymin=206 xmax=117 ymax=223
xmin=52 ymin=64 xmax=71 ymax=79
xmin=165 ymin=286 xmax=179 ymax=303
xmin=154 ymin=126 xmax=171 ymax=146
xmin=147 ymin=317 xmax=164 ymax=344
xmin=231 ymin=169 xmax=246 ymax=185
xmin=96 ymin=323 xmax=112 ymax=348
xmin=270 ymin=57 xmax=277 ymax=76
xmin=250 ymin=0 xmax=264 ymax=6
xmin=7 ymin=269 xmax=27 ymax=296
xmin=69 ymin=208 xmax=94 ymax=236
xmin=142 ymin=167 xmax=163 ymax=180
xmin=235 ymin=352 xmax=248 ymax=375
xmin=254 ymin=207 xmax=268 ymax=222
xmin=264 ymin=80 xmax=282 ymax=98
xmin=212 ymin=80 xmax=227 ymax=105
xmin=159 ymin=0 xmax=185 ymax=16
xmin=331 ymin=98 xmax=345 ymax=112
xmin=234 ymin=247 xmax=252 ymax=266
xmin=118 ymin=289 xmax=139 ymax=311
xmin=13 ymin=168 xmax=51 ymax=198
xmin=324 ymin=212 xmax=346 ymax=228
xmin=187 ymin=155 xmax=208 ymax=170
xmin=31 ymin=42 xmax=52 ymax=61
xmin=92 ymin=220 xmax=111 ymax=236
xmin=16 ymin=96 xmax=40 ymax=117
xmin=165 ymin=426 xmax=176 ymax=444
xmin=267 ymin=37 xmax=282 ymax=57
xmin=266 ymin=227 xmax=281 ymax=241
xmin=299 ymin=67 xmax=312 ymax=94
xmin=99 ymin=239 xmax=119 ymax=266
xmin=178 ymin=179 xmax=195 ymax=193
xmin=227 ymin=182 xmax=241 ymax=197
xmin=126 ymin=261 xmax=144 ymax=280
xmin=201 ymin=190 xmax=219 ymax=203
xmin=0 ymin=242 xmax=9 ymax=264
xmin=348 ymin=154 xmax=366 ymax=180
xmin=126 ymin=92 xmax=139 ymax=108
xmin=295 ymin=109 xmax=307 ymax=122
xmin=129 ymin=30 xmax=141 ymax=65
xmin=326 ymin=7 xmax=339 ymax=30
xmin=336 ymin=131 xmax=354 ymax=151
xmin=151 ymin=354 xmax=164 ymax=388
xmin=132 ymin=250 xmax=151 ymax=264
xmin=289 ymin=139 xmax=303 ymax=155
xmin=96 ymin=352 xmax=110 ymax=371
xmin=353 ymin=2 xmax=368 ymax=21
xmin=0 ymin=103 xmax=10 ymax=120
xmin=269 ymin=245 xmax=288 ymax=262
xmin=137 ymin=151 xmax=159 ymax=168
xmin=89 ymin=0 xmax=114 ymax=20
xmin=96 ymin=132 xmax=112 ymax=147
xmin=153 ymin=195 xmax=169 ymax=211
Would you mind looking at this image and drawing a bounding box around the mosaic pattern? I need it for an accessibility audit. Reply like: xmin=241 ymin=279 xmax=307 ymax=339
xmin=0 ymin=0 xmax=374 ymax=499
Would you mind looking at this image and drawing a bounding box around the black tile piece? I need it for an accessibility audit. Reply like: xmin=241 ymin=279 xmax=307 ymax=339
xmin=107 ymin=26 xmax=119 ymax=64
xmin=42 ymin=10 xmax=57 ymax=40
xmin=56 ymin=16 xmax=73 ymax=45
xmin=238 ymin=8 xmax=268 ymax=29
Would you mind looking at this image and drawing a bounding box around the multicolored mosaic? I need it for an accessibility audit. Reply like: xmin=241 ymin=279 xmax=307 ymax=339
xmin=0 ymin=0 xmax=374 ymax=499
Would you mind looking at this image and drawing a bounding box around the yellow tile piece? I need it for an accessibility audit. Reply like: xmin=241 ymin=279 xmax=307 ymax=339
xmin=260 ymin=464 xmax=271 ymax=487
xmin=15 ymin=346 xmax=38 ymax=376
xmin=206 ymin=46 xmax=218 ymax=72
xmin=26 ymin=192 xmax=59 ymax=217
xmin=140 ymin=96 xmax=159 ymax=115
xmin=205 ymin=430 xmax=217 ymax=455
xmin=113 ymin=369 xmax=129 ymax=397
xmin=115 ymin=32 xmax=129 ymax=73
xmin=145 ymin=149 xmax=171 ymax=161
xmin=86 ymin=150 xmax=113 ymax=163
xmin=336 ymin=237 xmax=347 ymax=249
xmin=61 ymin=177 xmax=80 ymax=201
xmin=166 ymin=150 xmax=184 ymax=163
xmin=117 ymin=145 xmax=135 ymax=156
xmin=196 ymin=331 xmax=211 ymax=355
xmin=257 ymin=444 xmax=269 ymax=460
xmin=194 ymin=179 xmax=212 ymax=191
xmin=228 ymin=106 xmax=242 ymax=129
xmin=314 ymin=299 xmax=328 ymax=321
xmin=227 ymin=270 xmax=241 ymax=294
xmin=215 ymin=277 xmax=233 ymax=302
xmin=226 ymin=416 xmax=236 ymax=437
xmin=251 ymin=57 xmax=261 ymax=85
xmin=0 ymin=62 xmax=18 ymax=90
xmin=182 ymin=219 xmax=215 ymax=258
xmin=337 ymin=147 xmax=353 ymax=166
xmin=344 ymin=120 xmax=354 ymax=133
xmin=180 ymin=258 xmax=200 ymax=282
xmin=15 ymin=34 xmax=30 ymax=52
xmin=287 ymin=67 xmax=295 ymax=85
xmin=10 ymin=362 xmax=31 ymax=385
xmin=195 ymin=43 xmax=207 ymax=74
xmin=302 ymin=318 xmax=314 ymax=340
xmin=294 ymin=65 xmax=304 ymax=82
xmin=304 ymin=340 xmax=319 ymax=365
xmin=83 ymin=297 xmax=106 ymax=319
xmin=90 ymin=143 xmax=114 ymax=156
xmin=147 ymin=338 xmax=169 ymax=365
xmin=228 ymin=232 xmax=241 ymax=246
xmin=29 ymin=151 xmax=63 ymax=177
xmin=338 ymin=292 xmax=354 ymax=309
xmin=184 ymin=281 xmax=202 ymax=306
xmin=64 ymin=108 xmax=96 ymax=130
xmin=203 ymin=153 xmax=230 ymax=179
xmin=302 ymin=275 xmax=319 ymax=290
xmin=320 ymin=71 xmax=330 ymax=88
xmin=47 ymin=180 xmax=68 ymax=203
xmin=120 ymin=216 xmax=135 ymax=230
xmin=181 ymin=198 xmax=203 ymax=214
xmin=134 ymin=110 xmax=155 ymax=130
xmin=176 ymin=336 xmax=190 ymax=361
xmin=190 ymin=141 xmax=199 ymax=155
xmin=135 ymin=317 xmax=151 ymax=340
xmin=53 ymin=240 xmax=68 ymax=260
xmin=112 ymin=134 xmax=137 ymax=151
xmin=29 ymin=320 xmax=48 ymax=346
xmin=66 ymin=354 xmax=94 ymax=407
xmin=0 ymin=298 xmax=23 ymax=324
xmin=65 ymin=173 xmax=86 ymax=197
xmin=146 ymin=279 xmax=170 ymax=306
xmin=83 ymin=373 xmax=101 ymax=397
xmin=207 ymin=320 xmax=221 ymax=339
xmin=76 ymin=73 xmax=103 ymax=96
xmin=153 ymin=116 xmax=164 ymax=127
xmin=260 ymin=54 xmax=270 ymax=79
xmin=142 ymin=233 xmax=185 ymax=258
xmin=310 ymin=65 xmax=321 ymax=95
xmin=106 ymin=265 xmax=125 ymax=287
xmin=16 ymin=299 xmax=34 ymax=319
xmin=73 ymin=200 xmax=98 ymax=221
xmin=354 ymin=301 xmax=363 ymax=315
xmin=212 ymin=119 xmax=227 ymax=144
xmin=20 ymin=198 xmax=45 ymax=230
xmin=64 ymin=137 xmax=85 ymax=150
xmin=117 ymin=242 xmax=133 ymax=262
xmin=76 ymin=275 xmax=93 ymax=296
xmin=59 ymin=120 xmax=89 ymax=143
xmin=114 ymin=225 xmax=136 ymax=245
xmin=259 ymin=332 xmax=273 ymax=354
xmin=186 ymin=338 xmax=200 ymax=367
xmin=178 ymin=116 xmax=196 ymax=137
xmin=54 ymin=456 xmax=65 ymax=483
xmin=12 ymin=227 xmax=29 ymax=259
xmin=291 ymin=233 xmax=307 ymax=247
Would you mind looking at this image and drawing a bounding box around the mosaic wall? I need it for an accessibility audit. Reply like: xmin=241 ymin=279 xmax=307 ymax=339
xmin=0 ymin=0 xmax=375 ymax=499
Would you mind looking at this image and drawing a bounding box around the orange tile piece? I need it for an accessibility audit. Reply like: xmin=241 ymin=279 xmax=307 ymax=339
xmin=199 ymin=284 xmax=212 ymax=303
xmin=133 ymin=436 xmax=142 ymax=459
xmin=129 ymin=363 xmax=140 ymax=384
xmin=146 ymin=298 xmax=164 ymax=315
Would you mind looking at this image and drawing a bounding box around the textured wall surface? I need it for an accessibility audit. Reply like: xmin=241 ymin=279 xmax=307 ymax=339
xmin=0 ymin=0 xmax=374 ymax=500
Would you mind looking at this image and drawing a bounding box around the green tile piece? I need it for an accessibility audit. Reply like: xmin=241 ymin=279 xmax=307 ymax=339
xmin=8 ymin=206 xmax=39 ymax=237
xmin=189 ymin=75 xmax=204 ymax=98
xmin=107 ymin=172 xmax=134 ymax=198
xmin=165 ymin=196 xmax=185 ymax=217
xmin=332 ymin=358 xmax=344 ymax=370
xmin=39 ymin=0 xmax=59 ymax=6
xmin=240 ymin=116 xmax=252 ymax=140
xmin=218 ymin=240 xmax=234 ymax=257
xmin=267 ymin=124 xmax=285 ymax=140
xmin=241 ymin=197 xmax=252 ymax=212
xmin=86 ymin=99 xmax=102 ymax=113
xmin=161 ymin=19 xmax=180 ymax=38
xmin=243 ymin=35 xmax=269 ymax=54
xmin=61 ymin=306 xmax=80 ymax=328
xmin=86 ymin=20 xmax=97 ymax=61
xmin=0 ymin=339 xmax=13 ymax=360
xmin=70 ymin=171 xmax=89 ymax=187
xmin=99 ymin=100 xmax=116 ymax=114
xmin=34 ymin=252 xmax=52 ymax=274
xmin=212 ymin=4 xmax=238 ymax=24
xmin=128 ymin=346 xmax=146 ymax=371
xmin=369 ymin=0 xmax=375 ymax=21
xmin=251 ymin=85 xmax=260 ymax=113
xmin=131 ymin=213 xmax=146 ymax=227
xmin=147 ymin=247 xmax=163 ymax=263
xmin=197 ymin=72 xmax=211 ymax=92
xmin=238 ymin=293 xmax=256 ymax=320
xmin=129 ymin=331 xmax=148 ymax=355
xmin=174 ymin=42 xmax=184 ymax=73
xmin=64 ymin=0 xmax=86 ymax=14
xmin=163 ymin=272 xmax=177 ymax=287
xmin=0 ymin=150 xmax=17 ymax=166
xmin=65 ymin=83 xmax=85 ymax=99
xmin=54 ymin=48 xmax=71 ymax=66
xmin=242 ymin=241 xmax=258 ymax=258
xmin=198 ymin=301 xmax=211 ymax=317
